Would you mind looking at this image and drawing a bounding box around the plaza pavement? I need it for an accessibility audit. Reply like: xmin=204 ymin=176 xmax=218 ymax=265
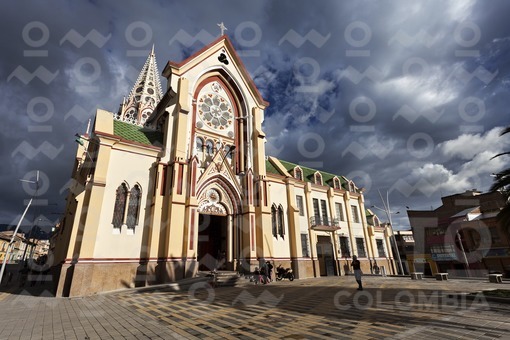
xmin=0 ymin=275 xmax=509 ymax=339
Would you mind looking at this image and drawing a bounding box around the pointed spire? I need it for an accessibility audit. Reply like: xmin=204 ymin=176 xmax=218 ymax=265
xmin=116 ymin=47 xmax=163 ymax=126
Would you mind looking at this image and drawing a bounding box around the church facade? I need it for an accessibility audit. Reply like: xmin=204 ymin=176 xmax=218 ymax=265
xmin=51 ymin=36 xmax=396 ymax=296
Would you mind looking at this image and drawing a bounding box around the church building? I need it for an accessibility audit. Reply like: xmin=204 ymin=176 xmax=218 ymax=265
xmin=51 ymin=36 xmax=396 ymax=296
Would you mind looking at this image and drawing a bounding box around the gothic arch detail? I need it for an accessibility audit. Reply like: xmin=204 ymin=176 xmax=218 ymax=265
xmin=314 ymin=171 xmax=323 ymax=186
xmin=333 ymin=177 xmax=341 ymax=189
xmin=294 ymin=166 xmax=303 ymax=181
xmin=198 ymin=188 xmax=227 ymax=215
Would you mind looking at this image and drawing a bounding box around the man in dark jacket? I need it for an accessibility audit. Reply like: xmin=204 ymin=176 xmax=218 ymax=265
xmin=351 ymin=255 xmax=363 ymax=290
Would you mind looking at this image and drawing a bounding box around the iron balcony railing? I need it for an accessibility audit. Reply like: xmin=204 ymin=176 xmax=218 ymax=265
xmin=310 ymin=216 xmax=340 ymax=228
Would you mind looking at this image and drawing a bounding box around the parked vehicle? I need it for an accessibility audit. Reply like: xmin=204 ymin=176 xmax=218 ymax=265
xmin=275 ymin=264 xmax=294 ymax=281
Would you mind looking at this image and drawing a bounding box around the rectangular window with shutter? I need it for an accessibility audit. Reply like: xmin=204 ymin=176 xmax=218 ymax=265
xmin=335 ymin=203 xmax=344 ymax=221
xmin=313 ymin=198 xmax=320 ymax=222
xmin=356 ymin=238 xmax=366 ymax=257
xmin=296 ymin=195 xmax=304 ymax=216
xmin=301 ymin=234 xmax=310 ymax=257
xmin=351 ymin=205 xmax=360 ymax=223
xmin=376 ymin=239 xmax=386 ymax=257
xmin=339 ymin=236 xmax=350 ymax=257
xmin=320 ymin=199 xmax=329 ymax=225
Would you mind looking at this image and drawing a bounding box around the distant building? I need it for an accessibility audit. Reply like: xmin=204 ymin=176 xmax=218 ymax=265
xmin=33 ymin=239 xmax=50 ymax=260
xmin=394 ymin=230 xmax=415 ymax=275
xmin=407 ymin=190 xmax=509 ymax=277
xmin=0 ymin=231 xmax=29 ymax=264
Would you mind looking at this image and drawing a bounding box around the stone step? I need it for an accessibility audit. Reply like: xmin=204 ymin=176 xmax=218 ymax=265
xmin=198 ymin=271 xmax=241 ymax=288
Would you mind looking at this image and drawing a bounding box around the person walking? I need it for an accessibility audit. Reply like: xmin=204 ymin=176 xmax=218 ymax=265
xmin=266 ymin=261 xmax=273 ymax=282
xmin=260 ymin=261 xmax=269 ymax=284
xmin=351 ymin=255 xmax=363 ymax=290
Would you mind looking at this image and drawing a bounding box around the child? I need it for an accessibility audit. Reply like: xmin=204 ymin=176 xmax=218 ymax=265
xmin=253 ymin=267 xmax=261 ymax=284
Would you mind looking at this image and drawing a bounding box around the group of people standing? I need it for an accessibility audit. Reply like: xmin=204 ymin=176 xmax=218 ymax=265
xmin=253 ymin=261 xmax=273 ymax=284
xmin=248 ymin=257 xmax=363 ymax=290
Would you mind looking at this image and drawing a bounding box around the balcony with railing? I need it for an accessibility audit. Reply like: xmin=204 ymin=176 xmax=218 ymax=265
xmin=310 ymin=216 xmax=341 ymax=232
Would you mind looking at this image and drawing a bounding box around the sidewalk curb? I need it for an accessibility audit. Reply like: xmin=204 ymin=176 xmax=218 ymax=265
xmin=94 ymin=276 xmax=212 ymax=297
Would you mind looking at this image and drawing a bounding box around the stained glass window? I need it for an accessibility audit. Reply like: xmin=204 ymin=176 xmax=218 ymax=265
xmin=205 ymin=140 xmax=214 ymax=155
xmin=277 ymin=205 xmax=285 ymax=239
xmin=196 ymin=137 xmax=203 ymax=152
xmin=271 ymin=205 xmax=278 ymax=238
xmin=127 ymin=185 xmax=141 ymax=229
xmin=112 ymin=183 xmax=128 ymax=229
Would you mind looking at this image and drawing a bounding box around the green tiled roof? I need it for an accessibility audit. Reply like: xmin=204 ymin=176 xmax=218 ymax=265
xmin=269 ymin=158 xmax=349 ymax=190
xmin=113 ymin=120 xmax=164 ymax=146
xmin=266 ymin=159 xmax=281 ymax=176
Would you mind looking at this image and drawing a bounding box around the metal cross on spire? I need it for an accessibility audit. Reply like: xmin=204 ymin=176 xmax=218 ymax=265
xmin=217 ymin=22 xmax=227 ymax=36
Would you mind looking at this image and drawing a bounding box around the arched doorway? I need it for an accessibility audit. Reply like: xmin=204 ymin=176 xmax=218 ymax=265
xmin=196 ymin=186 xmax=240 ymax=271
xmin=197 ymin=213 xmax=228 ymax=271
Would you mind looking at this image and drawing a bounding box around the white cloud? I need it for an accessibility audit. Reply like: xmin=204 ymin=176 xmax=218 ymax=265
xmin=377 ymin=63 xmax=459 ymax=108
xmin=105 ymin=54 xmax=132 ymax=103
xmin=402 ymin=127 xmax=510 ymax=196
xmin=438 ymin=127 xmax=507 ymax=160
xmin=458 ymin=150 xmax=507 ymax=178
xmin=405 ymin=163 xmax=470 ymax=196
xmin=447 ymin=0 xmax=476 ymax=21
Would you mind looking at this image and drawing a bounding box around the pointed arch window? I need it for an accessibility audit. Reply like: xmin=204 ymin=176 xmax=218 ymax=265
xmin=349 ymin=181 xmax=356 ymax=192
xmin=271 ymin=204 xmax=285 ymax=239
xmin=314 ymin=172 xmax=323 ymax=186
xmin=294 ymin=167 xmax=303 ymax=181
xmin=271 ymin=205 xmax=278 ymax=238
xmin=112 ymin=183 xmax=128 ymax=229
xmin=277 ymin=205 xmax=285 ymax=239
xmin=205 ymin=140 xmax=214 ymax=155
xmin=225 ymin=145 xmax=233 ymax=159
xmin=196 ymin=137 xmax=204 ymax=152
xmin=333 ymin=177 xmax=341 ymax=189
xmin=126 ymin=185 xmax=141 ymax=229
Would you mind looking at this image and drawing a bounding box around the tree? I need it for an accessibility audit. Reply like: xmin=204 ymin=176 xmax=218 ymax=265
xmin=490 ymin=126 xmax=510 ymax=226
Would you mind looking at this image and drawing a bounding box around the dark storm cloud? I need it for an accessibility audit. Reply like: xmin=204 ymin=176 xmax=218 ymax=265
xmin=1 ymin=0 xmax=509 ymax=230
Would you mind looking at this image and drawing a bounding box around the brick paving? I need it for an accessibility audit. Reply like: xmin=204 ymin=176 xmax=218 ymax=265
xmin=1 ymin=276 xmax=510 ymax=339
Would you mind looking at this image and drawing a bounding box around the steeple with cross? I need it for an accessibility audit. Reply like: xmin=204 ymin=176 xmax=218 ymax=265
xmin=217 ymin=22 xmax=227 ymax=36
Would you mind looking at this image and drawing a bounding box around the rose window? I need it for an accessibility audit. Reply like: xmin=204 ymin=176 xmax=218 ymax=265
xmin=198 ymin=93 xmax=233 ymax=129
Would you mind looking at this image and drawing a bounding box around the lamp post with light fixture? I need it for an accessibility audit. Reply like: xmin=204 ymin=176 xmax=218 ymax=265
xmin=371 ymin=190 xmax=405 ymax=275
xmin=0 ymin=171 xmax=39 ymax=285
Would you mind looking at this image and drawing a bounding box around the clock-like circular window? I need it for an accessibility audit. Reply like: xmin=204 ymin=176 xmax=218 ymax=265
xmin=198 ymin=93 xmax=233 ymax=129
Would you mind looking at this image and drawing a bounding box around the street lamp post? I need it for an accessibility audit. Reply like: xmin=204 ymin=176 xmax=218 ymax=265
xmin=371 ymin=190 xmax=405 ymax=276
xmin=456 ymin=230 xmax=471 ymax=277
xmin=0 ymin=171 xmax=39 ymax=285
